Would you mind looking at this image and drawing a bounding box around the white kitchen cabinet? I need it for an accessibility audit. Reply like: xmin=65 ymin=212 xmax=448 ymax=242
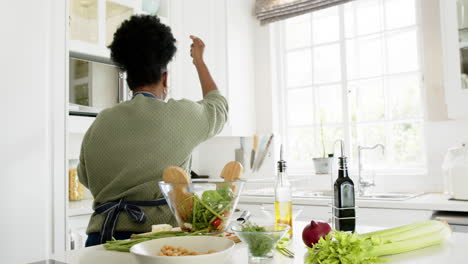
xmin=237 ymin=203 xmax=433 ymax=228
xmin=169 ymin=0 xmax=256 ymax=136
xmin=440 ymin=0 xmax=468 ymax=119
xmin=69 ymin=0 xmax=171 ymax=60
xmin=69 ymin=0 xmax=141 ymax=59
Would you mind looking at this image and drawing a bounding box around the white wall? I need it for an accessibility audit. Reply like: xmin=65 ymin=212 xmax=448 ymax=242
xmin=0 ymin=0 xmax=67 ymax=262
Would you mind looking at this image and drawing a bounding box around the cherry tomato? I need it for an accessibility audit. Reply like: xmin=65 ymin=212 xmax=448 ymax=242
xmin=212 ymin=218 xmax=223 ymax=228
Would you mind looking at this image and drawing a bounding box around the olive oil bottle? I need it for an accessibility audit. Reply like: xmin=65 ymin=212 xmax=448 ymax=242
xmin=333 ymin=155 xmax=356 ymax=232
xmin=275 ymin=145 xmax=293 ymax=237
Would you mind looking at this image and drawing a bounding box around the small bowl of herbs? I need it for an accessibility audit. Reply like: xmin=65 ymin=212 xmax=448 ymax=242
xmin=231 ymin=222 xmax=290 ymax=263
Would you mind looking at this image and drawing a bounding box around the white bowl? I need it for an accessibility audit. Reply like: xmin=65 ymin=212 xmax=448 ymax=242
xmin=130 ymin=236 xmax=235 ymax=264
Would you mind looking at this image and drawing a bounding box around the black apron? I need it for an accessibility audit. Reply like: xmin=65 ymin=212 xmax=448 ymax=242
xmin=94 ymin=198 xmax=167 ymax=244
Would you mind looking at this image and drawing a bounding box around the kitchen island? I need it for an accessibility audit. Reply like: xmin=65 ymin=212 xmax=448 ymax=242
xmin=52 ymin=221 xmax=468 ymax=264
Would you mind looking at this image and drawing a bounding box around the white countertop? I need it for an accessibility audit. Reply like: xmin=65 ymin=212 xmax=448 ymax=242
xmin=240 ymin=193 xmax=468 ymax=212
xmin=68 ymin=199 xmax=94 ymax=217
xmin=53 ymin=221 xmax=468 ymax=264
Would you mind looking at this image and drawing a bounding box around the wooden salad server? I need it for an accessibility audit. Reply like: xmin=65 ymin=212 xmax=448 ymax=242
xmin=220 ymin=161 xmax=243 ymax=191
xmin=162 ymin=166 xmax=193 ymax=222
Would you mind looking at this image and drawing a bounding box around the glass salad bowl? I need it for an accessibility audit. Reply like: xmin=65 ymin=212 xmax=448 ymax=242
xmin=159 ymin=179 xmax=245 ymax=234
xmin=231 ymin=223 xmax=290 ymax=263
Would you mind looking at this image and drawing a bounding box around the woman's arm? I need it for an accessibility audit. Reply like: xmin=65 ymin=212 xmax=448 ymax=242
xmin=190 ymin=35 xmax=218 ymax=97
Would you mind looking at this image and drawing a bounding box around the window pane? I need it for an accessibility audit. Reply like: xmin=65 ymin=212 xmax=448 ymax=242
xmin=285 ymin=14 xmax=311 ymax=49
xmin=351 ymin=124 xmax=386 ymax=169
xmin=316 ymin=84 xmax=342 ymax=123
xmin=349 ymin=78 xmax=385 ymax=122
xmin=345 ymin=0 xmax=383 ymax=38
xmin=387 ymin=74 xmax=422 ymax=119
xmin=313 ymin=44 xmax=341 ymax=83
xmin=347 ymin=35 xmax=384 ymax=79
xmin=344 ymin=2 xmax=356 ymax=38
xmin=391 ymin=122 xmax=424 ymax=165
xmin=385 ymin=0 xmax=416 ymax=30
xmin=386 ymin=29 xmax=419 ymax=74
xmin=288 ymin=127 xmax=317 ymax=161
xmin=312 ymin=6 xmax=339 ymax=44
xmin=286 ymin=49 xmax=312 ymax=87
xmin=287 ymin=88 xmax=314 ymax=126
xmin=315 ymin=126 xmax=344 ymax=157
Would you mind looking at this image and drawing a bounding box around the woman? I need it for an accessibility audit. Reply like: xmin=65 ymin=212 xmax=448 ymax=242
xmin=78 ymin=15 xmax=228 ymax=247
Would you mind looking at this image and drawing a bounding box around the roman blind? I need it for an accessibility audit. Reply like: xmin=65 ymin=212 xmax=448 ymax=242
xmin=256 ymin=0 xmax=355 ymax=24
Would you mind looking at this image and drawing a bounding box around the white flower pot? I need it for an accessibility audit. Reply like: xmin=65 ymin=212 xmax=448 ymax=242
xmin=313 ymin=157 xmax=332 ymax=174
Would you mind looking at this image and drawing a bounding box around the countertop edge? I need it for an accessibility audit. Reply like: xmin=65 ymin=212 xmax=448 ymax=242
xmin=239 ymin=193 xmax=468 ymax=212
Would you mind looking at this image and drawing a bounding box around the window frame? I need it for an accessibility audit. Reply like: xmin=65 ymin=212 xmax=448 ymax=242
xmin=275 ymin=0 xmax=428 ymax=176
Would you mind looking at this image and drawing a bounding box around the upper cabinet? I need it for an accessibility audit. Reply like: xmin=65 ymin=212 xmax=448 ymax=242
xmin=69 ymin=0 xmax=171 ymax=61
xmin=68 ymin=0 xmax=256 ymax=136
xmin=440 ymin=0 xmax=468 ymax=119
xmin=169 ymin=0 xmax=257 ymax=136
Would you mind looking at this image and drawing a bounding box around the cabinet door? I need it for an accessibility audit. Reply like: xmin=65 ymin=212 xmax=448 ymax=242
xmin=441 ymin=0 xmax=468 ymax=119
xmin=105 ymin=0 xmax=135 ymax=46
xmin=224 ymin=0 xmax=256 ymax=136
xmin=69 ymin=0 xmax=140 ymax=59
xmin=168 ymin=0 xmax=256 ymax=136
xmin=70 ymin=0 xmax=99 ymax=44
xmin=169 ymin=0 xmax=227 ymax=102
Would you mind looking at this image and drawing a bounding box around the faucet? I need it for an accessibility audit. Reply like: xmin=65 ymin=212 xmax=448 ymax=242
xmin=357 ymin=144 xmax=385 ymax=196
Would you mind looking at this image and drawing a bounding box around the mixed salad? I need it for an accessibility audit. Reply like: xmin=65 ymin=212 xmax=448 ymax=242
xmin=178 ymin=183 xmax=235 ymax=233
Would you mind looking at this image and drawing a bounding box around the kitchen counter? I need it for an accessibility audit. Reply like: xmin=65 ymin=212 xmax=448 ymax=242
xmin=239 ymin=193 xmax=468 ymax=212
xmin=68 ymin=199 xmax=94 ymax=217
xmin=52 ymin=221 xmax=468 ymax=264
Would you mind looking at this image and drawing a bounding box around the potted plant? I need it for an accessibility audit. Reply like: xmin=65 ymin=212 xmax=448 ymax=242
xmin=313 ymin=118 xmax=334 ymax=174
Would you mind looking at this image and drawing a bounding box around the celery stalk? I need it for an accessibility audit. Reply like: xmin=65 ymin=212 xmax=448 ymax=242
xmin=363 ymin=220 xmax=450 ymax=244
xmin=360 ymin=220 xmax=436 ymax=239
xmin=369 ymin=221 xmax=452 ymax=257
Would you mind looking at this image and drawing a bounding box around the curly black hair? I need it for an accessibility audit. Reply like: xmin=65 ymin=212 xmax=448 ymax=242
xmin=109 ymin=15 xmax=177 ymax=89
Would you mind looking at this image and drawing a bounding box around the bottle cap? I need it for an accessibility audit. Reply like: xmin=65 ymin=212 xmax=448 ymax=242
xmin=278 ymin=144 xmax=287 ymax=172
xmin=338 ymin=156 xmax=348 ymax=170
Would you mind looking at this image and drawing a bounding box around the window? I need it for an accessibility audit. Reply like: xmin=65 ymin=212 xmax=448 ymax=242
xmin=278 ymin=0 xmax=426 ymax=174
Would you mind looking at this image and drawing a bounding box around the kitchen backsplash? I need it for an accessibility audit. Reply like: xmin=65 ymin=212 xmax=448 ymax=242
xmin=193 ymin=136 xmax=278 ymax=180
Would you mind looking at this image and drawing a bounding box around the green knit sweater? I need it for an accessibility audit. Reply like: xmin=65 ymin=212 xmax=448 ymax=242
xmin=77 ymin=90 xmax=228 ymax=234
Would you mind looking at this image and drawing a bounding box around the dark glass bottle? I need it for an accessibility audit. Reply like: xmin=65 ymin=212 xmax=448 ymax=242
xmin=333 ymin=157 xmax=356 ymax=232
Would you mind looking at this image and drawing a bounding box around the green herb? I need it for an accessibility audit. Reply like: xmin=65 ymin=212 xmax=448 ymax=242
xmin=242 ymin=222 xmax=267 ymax=232
xmin=305 ymin=220 xmax=452 ymax=264
xmin=240 ymin=222 xmax=279 ymax=257
xmin=306 ymin=231 xmax=385 ymax=264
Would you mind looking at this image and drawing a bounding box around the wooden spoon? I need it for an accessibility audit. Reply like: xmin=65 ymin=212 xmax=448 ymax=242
xmin=220 ymin=161 xmax=243 ymax=181
xmin=162 ymin=167 xmax=193 ymax=223
xmin=220 ymin=161 xmax=243 ymax=191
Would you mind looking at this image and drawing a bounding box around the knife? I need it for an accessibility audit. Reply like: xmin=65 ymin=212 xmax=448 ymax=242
xmin=235 ymin=137 xmax=245 ymax=168
xmin=250 ymin=135 xmax=258 ymax=169
xmin=253 ymin=134 xmax=274 ymax=172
